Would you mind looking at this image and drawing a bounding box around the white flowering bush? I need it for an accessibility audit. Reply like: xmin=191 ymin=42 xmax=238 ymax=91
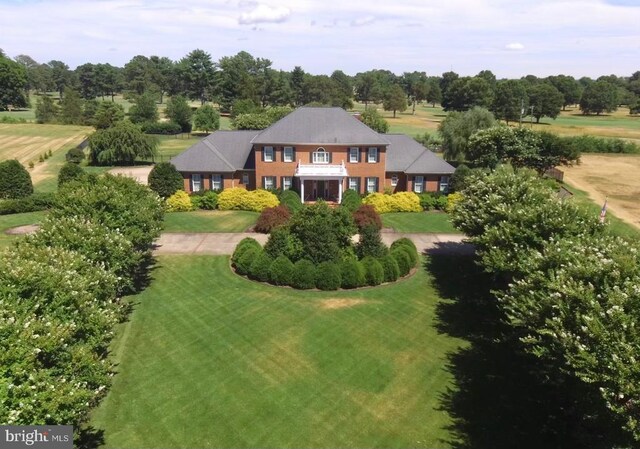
xmin=26 ymin=215 xmax=141 ymax=295
xmin=451 ymin=167 xmax=640 ymax=442
xmin=51 ymin=173 xmax=164 ymax=251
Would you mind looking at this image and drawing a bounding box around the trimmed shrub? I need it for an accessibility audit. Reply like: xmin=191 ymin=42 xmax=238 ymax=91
xmin=65 ymin=146 xmax=85 ymax=164
xmin=353 ymin=204 xmax=382 ymax=231
xmin=291 ymin=259 xmax=316 ymax=290
xmin=0 ymin=192 xmax=56 ymax=215
xmin=361 ymin=256 xmax=384 ymax=286
xmin=52 ymin=174 xmax=164 ymax=252
xmin=232 ymin=238 xmax=262 ymax=265
xmin=341 ymin=189 xmax=362 ymax=212
xmin=380 ymin=255 xmax=400 ymax=282
xmin=269 ymin=255 xmax=295 ymax=286
xmin=57 ymin=162 xmax=85 ymax=187
xmin=249 ymin=251 xmax=273 ymax=282
xmin=255 ymin=205 xmax=291 ymax=233
xmin=356 ymin=224 xmax=388 ymax=259
xmin=340 ymin=259 xmax=366 ymax=289
xmin=419 ymin=193 xmax=437 ymax=211
xmin=315 ymin=261 xmax=342 ymax=291
xmin=450 ymin=164 xmax=472 ymax=192
xmin=264 ymin=227 xmax=304 ymax=261
xmin=391 ymin=238 xmax=418 ymax=267
xmin=148 ymin=162 xmax=184 ymax=199
xmin=0 ymin=160 xmax=33 ymax=199
xmin=392 ymin=248 xmax=413 ymax=277
xmin=166 ymin=190 xmax=194 ymax=212
xmin=191 ymin=190 xmax=218 ymax=210
xmin=140 ymin=121 xmax=182 ymax=135
xmin=434 ymin=195 xmax=448 ymax=211
xmin=446 ymin=192 xmax=463 ymax=213
xmin=218 ymin=188 xmax=279 ymax=212
xmin=236 ymin=247 xmax=260 ymax=276
xmin=26 ymin=215 xmax=140 ymax=295
xmin=362 ymin=191 xmax=421 ymax=213
xmin=279 ymin=189 xmax=302 ymax=213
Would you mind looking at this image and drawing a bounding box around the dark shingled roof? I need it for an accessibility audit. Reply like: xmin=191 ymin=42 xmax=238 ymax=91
xmin=170 ymin=130 xmax=258 ymax=172
xmin=251 ymin=107 xmax=390 ymax=146
xmin=385 ymin=134 xmax=455 ymax=174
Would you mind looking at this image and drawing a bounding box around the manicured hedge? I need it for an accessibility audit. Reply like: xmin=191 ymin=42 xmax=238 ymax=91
xmin=291 ymin=259 xmax=316 ymax=290
xmin=392 ymin=248 xmax=412 ymax=277
xmin=0 ymin=192 xmax=56 ymax=215
xmin=0 ymin=160 xmax=33 ymax=199
xmin=249 ymin=251 xmax=273 ymax=282
xmin=362 ymin=191 xmax=421 ymax=213
xmin=380 ymin=254 xmax=400 ymax=282
xmin=191 ymin=190 xmax=218 ymax=210
xmin=390 ymin=238 xmax=419 ymax=266
xmin=166 ymin=190 xmax=194 ymax=212
xmin=269 ymin=255 xmax=295 ymax=286
xmin=58 ymin=162 xmax=85 ymax=187
xmin=279 ymin=190 xmax=303 ymax=213
xmin=362 ymin=256 xmax=384 ymax=286
xmin=232 ymin=237 xmax=262 ymax=265
xmin=315 ymin=261 xmax=342 ymax=291
xmin=218 ymin=187 xmax=279 ymax=212
xmin=236 ymin=247 xmax=260 ymax=276
xmin=340 ymin=258 xmax=366 ymax=289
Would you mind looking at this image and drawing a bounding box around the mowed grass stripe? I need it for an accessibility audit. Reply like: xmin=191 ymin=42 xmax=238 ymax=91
xmin=91 ymin=255 xmax=465 ymax=448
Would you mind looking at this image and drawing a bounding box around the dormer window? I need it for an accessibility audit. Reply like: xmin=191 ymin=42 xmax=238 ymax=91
xmin=313 ymin=147 xmax=330 ymax=164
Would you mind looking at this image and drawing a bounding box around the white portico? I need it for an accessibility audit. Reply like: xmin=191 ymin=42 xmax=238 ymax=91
xmin=295 ymin=159 xmax=348 ymax=203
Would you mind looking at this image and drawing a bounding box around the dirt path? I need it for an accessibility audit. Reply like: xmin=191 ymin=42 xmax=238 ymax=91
xmin=563 ymin=154 xmax=640 ymax=229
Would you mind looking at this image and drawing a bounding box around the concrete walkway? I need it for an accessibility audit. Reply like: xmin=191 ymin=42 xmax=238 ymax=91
xmin=153 ymin=232 xmax=473 ymax=256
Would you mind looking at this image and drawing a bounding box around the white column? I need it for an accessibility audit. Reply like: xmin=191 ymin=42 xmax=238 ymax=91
xmin=338 ymin=178 xmax=343 ymax=204
xmin=300 ymin=178 xmax=305 ymax=203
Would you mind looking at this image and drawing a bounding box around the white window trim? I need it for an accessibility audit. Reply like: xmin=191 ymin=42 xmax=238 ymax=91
xmin=264 ymin=146 xmax=274 ymax=162
xmin=283 ymin=146 xmax=294 ymax=162
xmin=349 ymin=147 xmax=359 ymax=163
xmin=211 ymin=174 xmax=222 ymax=190
xmin=348 ymin=177 xmax=359 ymax=192
xmin=439 ymin=176 xmax=449 ymax=193
xmin=282 ymin=177 xmax=292 ymax=190
xmin=366 ymin=177 xmax=377 ymax=193
xmin=263 ymin=176 xmax=275 ymax=190
xmin=368 ymin=147 xmax=378 ymax=163
xmin=391 ymin=174 xmax=398 ymax=187
xmin=413 ymin=176 xmax=424 ymax=194
xmin=191 ymin=173 xmax=202 ymax=192
xmin=313 ymin=148 xmax=330 ymax=164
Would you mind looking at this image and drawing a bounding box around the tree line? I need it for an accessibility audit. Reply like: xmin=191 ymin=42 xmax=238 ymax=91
xmin=1 ymin=48 xmax=639 ymax=119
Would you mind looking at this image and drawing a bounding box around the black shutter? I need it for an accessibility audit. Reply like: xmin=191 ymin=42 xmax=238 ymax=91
xmin=219 ymin=174 xmax=223 ymax=191
xmin=328 ymin=151 xmax=332 ymax=163
xmin=292 ymin=147 xmax=296 ymax=162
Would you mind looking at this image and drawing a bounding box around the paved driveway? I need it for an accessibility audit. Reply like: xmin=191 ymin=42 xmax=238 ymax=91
xmin=154 ymin=232 xmax=473 ymax=256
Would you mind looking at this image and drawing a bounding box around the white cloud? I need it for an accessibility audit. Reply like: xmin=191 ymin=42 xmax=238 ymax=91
xmin=350 ymin=15 xmax=375 ymax=27
xmin=505 ymin=42 xmax=525 ymax=51
xmin=239 ymin=4 xmax=291 ymax=25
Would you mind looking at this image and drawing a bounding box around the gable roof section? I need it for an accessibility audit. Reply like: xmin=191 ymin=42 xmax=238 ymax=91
xmin=252 ymin=107 xmax=390 ymax=146
xmin=170 ymin=130 xmax=258 ymax=172
xmin=385 ymin=134 xmax=455 ymax=174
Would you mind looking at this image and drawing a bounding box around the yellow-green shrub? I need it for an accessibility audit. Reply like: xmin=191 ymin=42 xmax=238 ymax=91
xmin=217 ymin=188 xmax=279 ymax=212
xmin=363 ymin=191 xmax=421 ymax=213
xmin=446 ymin=191 xmax=463 ymax=213
xmin=166 ymin=190 xmax=193 ymax=212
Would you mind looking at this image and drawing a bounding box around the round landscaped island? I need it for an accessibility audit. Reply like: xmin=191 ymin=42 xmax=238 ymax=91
xmin=231 ymin=201 xmax=419 ymax=291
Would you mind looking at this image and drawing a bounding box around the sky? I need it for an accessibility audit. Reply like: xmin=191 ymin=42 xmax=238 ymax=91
xmin=1 ymin=0 xmax=639 ymax=78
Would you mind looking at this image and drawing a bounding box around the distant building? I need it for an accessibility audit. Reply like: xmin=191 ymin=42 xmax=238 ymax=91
xmin=171 ymin=107 xmax=455 ymax=202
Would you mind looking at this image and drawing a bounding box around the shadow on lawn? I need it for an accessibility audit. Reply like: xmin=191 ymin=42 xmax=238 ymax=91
xmin=425 ymin=244 xmax=629 ymax=449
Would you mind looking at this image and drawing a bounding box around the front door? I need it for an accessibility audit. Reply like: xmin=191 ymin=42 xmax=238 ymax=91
xmin=316 ymin=180 xmax=325 ymax=199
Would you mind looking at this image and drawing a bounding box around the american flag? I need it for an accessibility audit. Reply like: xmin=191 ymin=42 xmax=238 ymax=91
xmin=599 ymin=198 xmax=608 ymax=224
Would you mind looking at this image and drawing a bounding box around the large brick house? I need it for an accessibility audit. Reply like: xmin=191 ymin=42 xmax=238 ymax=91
xmin=171 ymin=107 xmax=455 ymax=202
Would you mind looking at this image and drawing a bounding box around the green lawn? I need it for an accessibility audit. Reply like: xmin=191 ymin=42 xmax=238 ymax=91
xmin=90 ymin=255 xmax=466 ymax=448
xmin=382 ymin=212 xmax=460 ymax=233
xmin=0 ymin=211 xmax=46 ymax=250
xmin=162 ymin=210 xmax=259 ymax=232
